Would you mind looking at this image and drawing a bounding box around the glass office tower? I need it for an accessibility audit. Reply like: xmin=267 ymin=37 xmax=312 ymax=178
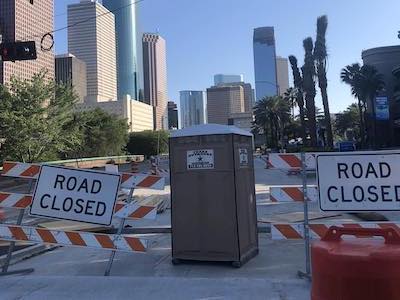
xmin=103 ymin=0 xmax=140 ymax=100
xmin=180 ymin=91 xmax=206 ymax=128
xmin=253 ymin=27 xmax=278 ymax=101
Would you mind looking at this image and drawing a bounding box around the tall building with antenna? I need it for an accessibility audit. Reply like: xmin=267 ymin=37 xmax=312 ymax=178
xmin=0 ymin=0 xmax=54 ymax=85
xmin=67 ymin=0 xmax=117 ymax=103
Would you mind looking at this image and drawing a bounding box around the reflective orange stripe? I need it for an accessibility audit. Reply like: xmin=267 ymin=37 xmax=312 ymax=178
xmin=9 ymin=226 xmax=28 ymax=240
xmin=274 ymin=224 xmax=302 ymax=239
xmin=130 ymin=206 xmax=154 ymax=218
xmin=2 ymin=162 xmax=17 ymax=174
xmin=65 ymin=232 xmax=87 ymax=246
xmin=20 ymin=165 xmax=41 ymax=177
xmin=95 ymin=235 xmax=115 ymax=249
xmin=137 ymin=176 xmax=160 ymax=188
xmin=283 ymin=187 xmax=304 ymax=201
xmin=279 ymin=154 xmax=302 ymax=168
xmin=309 ymin=224 xmax=329 ymax=238
xmin=36 ymin=228 xmax=57 ymax=244
xmin=14 ymin=196 xmax=32 ymax=208
xmin=124 ymin=237 xmax=145 ymax=252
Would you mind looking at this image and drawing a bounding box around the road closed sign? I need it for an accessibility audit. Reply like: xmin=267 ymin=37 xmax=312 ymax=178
xmin=317 ymin=152 xmax=400 ymax=211
xmin=30 ymin=165 xmax=121 ymax=226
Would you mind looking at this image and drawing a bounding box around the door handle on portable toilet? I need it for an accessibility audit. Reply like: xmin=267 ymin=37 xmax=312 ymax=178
xmin=322 ymin=226 xmax=400 ymax=244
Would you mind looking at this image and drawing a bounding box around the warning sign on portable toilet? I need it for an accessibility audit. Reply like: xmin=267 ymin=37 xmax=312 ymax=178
xmin=30 ymin=165 xmax=121 ymax=226
xmin=187 ymin=149 xmax=214 ymax=170
xmin=317 ymin=152 xmax=400 ymax=211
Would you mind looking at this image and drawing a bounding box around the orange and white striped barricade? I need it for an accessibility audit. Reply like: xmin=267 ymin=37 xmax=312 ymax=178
xmin=269 ymin=186 xmax=318 ymax=203
xmin=0 ymin=192 xmax=157 ymax=221
xmin=267 ymin=153 xmax=318 ymax=174
xmin=0 ymin=224 xmax=147 ymax=252
xmin=271 ymin=222 xmax=400 ymax=240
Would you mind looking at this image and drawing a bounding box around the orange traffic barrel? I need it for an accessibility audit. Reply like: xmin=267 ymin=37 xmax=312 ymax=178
xmin=312 ymin=226 xmax=400 ymax=300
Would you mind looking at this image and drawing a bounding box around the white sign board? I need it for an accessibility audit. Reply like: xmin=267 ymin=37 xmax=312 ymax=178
xmin=239 ymin=148 xmax=249 ymax=167
xmin=187 ymin=149 xmax=214 ymax=170
xmin=30 ymin=165 xmax=121 ymax=226
xmin=317 ymin=153 xmax=400 ymax=211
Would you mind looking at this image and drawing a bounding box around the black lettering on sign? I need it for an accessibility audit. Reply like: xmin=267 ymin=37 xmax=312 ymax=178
xmin=95 ymin=202 xmax=106 ymax=216
xmin=351 ymin=163 xmax=363 ymax=178
xmin=395 ymin=186 xmax=400 ymax=202
xmin=91 ymin=180 xmax=102 ymax=194
xmin=66 ymin=177 xmax=77 ymax=190
xmin=341 ymin=186 xmax=352 ymax=202
xmin=85 ymin=200 xmax=95 ymax=215
xmin=367 ymin=186 xmax=378 ymax=202
xmin=380 ymin=162 xmax=391 ymax=178
xmin=365 ymin=163 xmax=378 ymax=178
xmin=62 ymin=197 xmax=73 ymax=212
xmin=40 ymin=194 xmax=50 ymax=208
xmin=51 ymin=196 xmax=60 ymax=211
xmin=327 ymin=186 xmax=338 ymax=202
xmin=353 ymin=186 xmax=364 ymax=202
xmin=381 ymin=185 xmax=392 ymax=201
xmin=74 ymin=199 xmax=85 ymax=213
xmin=54 ymin=175 xmax=65 ymax=189
xmin=77 ymin=179 xmax=89 ymax=193
xmin=337 ymin=163 xmax=349 ymax=179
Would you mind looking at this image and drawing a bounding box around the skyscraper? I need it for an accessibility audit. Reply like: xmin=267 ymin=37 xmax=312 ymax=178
xmin=0 ymin=0 xmax=54 ymax=84
xmin=180 ymin=91 xmax=206 ymax=128
xmin=276 ymin=56 xmax=289 ymax=96
xmin=253 ymin=27 xmax=278 ymax=101
xmin=102 ymin=0 xmax=140 ymax=100
xmin=142 ymin=33 xmax=168 ymax=130
xmin=168 ymin=101 xmax=179 ymax=129
xmin=55 ymin=54 xmax=87 ymax=103
xmin=68 ymin=0 xmax=117 ymax=103
xmin=207 ymin=85 xmax=245 ymax=125
xmin=214 ymin=74 xmax=244 ymax=86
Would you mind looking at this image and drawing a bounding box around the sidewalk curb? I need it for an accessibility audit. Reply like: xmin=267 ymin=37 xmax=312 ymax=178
xmin=0 ymin=244 xmax=56 ymax=268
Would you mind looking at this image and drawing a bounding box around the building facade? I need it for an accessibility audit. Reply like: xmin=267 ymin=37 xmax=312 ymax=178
xmin=362 ymin=46 xmax=400 ymax=147
xmin=55 ymin=54 xmax=87 ymax=103
xmin=228 ymin=112 xmax=254 ymax=133
xmin=253 ymin=26 xmax=278 ymax=101
xmin=180 ymin=91 xmax=206 ymax=128
xmin=75 ymin=95 xmax=153 ymax=132
xmin=276 ymin=56 xmax=289 ymax=96
xmin=68 ymin=0 xmax=117 ymax=103
xmin=102 ymin=0 xmax=140 ymax=100
xmin=142 ymin=33 xmax=168 ymax=130
xmin=168 ymin=101 xmax=178 ymax=129
xmin=214 ymin=74 xmax=244 ymax=86
xmin=0 ymin=0 xmax=54 ymax=84
xmin=206 ymin=85 xmax=245 ymax=125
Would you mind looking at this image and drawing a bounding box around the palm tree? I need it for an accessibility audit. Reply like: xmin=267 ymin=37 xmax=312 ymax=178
xmin=283 ymin=87 xmax=298 ymax=118
xmin=341 ymin=63 xmax=365 ymax=147
xmin=253 ymin=96 xmax=291 ymax=149
xmin=341 ymin=63 xmax=384 ymax=148
xmin=302 ymin=37 xmax=318 ymax=147
xmin=288 ymin=55 xmax=307 ymax=144
xmin=314 ymin=15 xmax=333 ymax=148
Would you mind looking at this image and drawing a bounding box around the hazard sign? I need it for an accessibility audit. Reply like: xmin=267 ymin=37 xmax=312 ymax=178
xmin=30 ymin=165 xmax=121 ymax=226
xmin=239 ymin=148 xmax=249 ymax=167
xmin=317 ymin=152 xmax=400 ymax=211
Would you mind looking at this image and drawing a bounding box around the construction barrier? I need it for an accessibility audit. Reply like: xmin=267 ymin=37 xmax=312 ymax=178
xmin=271 ymin=222 xmax=400 ymax=240
xmin=2 ymin=162 xmax=165 ymax=190
xmin=267 ymin=153 xmax=318 ymax=170
xmin=0 ymin=224 xmax=147 ymax=252
xmin=269 ymin=186 xmax=318 ymax=202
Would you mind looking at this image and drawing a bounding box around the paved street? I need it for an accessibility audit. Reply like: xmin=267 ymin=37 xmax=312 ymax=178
xmin=0 ymin=158 xmax=352 ymax=299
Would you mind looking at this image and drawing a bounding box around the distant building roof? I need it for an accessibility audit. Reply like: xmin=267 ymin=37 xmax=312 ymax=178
xmin=171 ymin=123 xmax=252 ymax=138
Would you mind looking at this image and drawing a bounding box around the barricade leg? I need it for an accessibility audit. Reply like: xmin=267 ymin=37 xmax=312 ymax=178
xmin=0 ymin=179 xmax=35 ymax=276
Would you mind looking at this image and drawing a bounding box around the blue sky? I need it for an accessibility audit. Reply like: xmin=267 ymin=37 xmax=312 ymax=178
xmin=55 ymin=0 xmax=400 ymax=113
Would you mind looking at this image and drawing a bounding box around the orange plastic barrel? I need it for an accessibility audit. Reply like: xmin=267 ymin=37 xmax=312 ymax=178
xmin=311 ymin=226 xmax=400 ymax=300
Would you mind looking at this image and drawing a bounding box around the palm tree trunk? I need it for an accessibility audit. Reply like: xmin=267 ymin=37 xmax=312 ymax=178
xmin=305 ymin=94 xmax=318 ymax=147
xmin=357 ymin=100 xmax=365 ymax=148
xmin=320 ymin=87 xmax=333 ymax=148
xmin=298 ymin=104 xmax=307 ymax=144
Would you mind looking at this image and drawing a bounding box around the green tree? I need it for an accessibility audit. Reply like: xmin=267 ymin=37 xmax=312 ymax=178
xmin=302 ymin=37 xmax=318 ymax=147
xmin=314 ymin=15 xmax=333 ymax=148
xmin=70 ymin=108 xmax=129 ymax=158
xmin=0 ymin=73 xmax=80 ymax=162
xmin=288 ymin=55 xmax=307 ymax=144
xmin=283 ymin=87 xmax=297 ymax=118
xmin=341 ymin=64 xmax=384 ymax=148
xmin=334 ymin=103 xmax=360 ymax=142
xmin=126 ymin=130 xmax=169 ymax=157
xmin=253 ymin=96 xmax=291 ymax=149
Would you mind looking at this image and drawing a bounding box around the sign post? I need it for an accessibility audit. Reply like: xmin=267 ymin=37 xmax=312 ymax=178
xmin=317 ymin=152 xmax=400 ymax=212
xmin=298 ymin=152 xmax=311 ymax=280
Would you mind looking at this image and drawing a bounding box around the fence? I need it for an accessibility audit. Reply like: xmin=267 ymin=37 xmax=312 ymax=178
xmin=0 ymin=161 xmax=165 ymax=276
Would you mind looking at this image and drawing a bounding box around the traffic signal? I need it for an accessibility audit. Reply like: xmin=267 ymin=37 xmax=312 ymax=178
xmin=0 ymin=41 xmax=37 ymax=62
